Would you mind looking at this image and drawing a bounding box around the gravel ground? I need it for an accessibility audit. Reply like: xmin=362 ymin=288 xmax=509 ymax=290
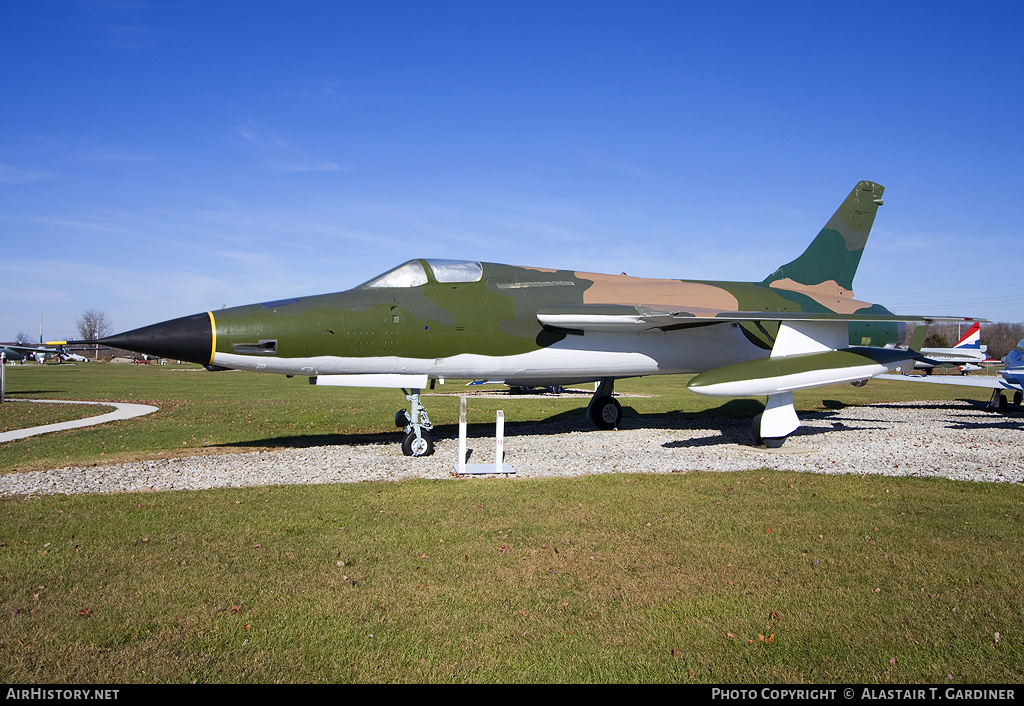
xmin=1 ymin=399 xmax=1021 ymax=496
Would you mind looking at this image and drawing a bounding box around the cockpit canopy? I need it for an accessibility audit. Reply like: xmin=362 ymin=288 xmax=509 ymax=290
xmin=360 ymin=259 xmax=483 ymax=288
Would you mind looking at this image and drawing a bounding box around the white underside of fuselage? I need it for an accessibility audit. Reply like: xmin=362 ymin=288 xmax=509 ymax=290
xmin=211 ymin=322 xmax=766 ymax=386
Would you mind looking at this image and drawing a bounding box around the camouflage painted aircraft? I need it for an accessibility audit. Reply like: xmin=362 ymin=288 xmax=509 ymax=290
xmin=56 ymin=181 xmax=980 ymax=454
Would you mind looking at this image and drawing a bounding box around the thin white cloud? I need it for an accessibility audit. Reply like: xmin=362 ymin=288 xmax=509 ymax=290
xmin=79 ymin=149 xmax=153 ymax=163
xmin=0 ymin=162 xmax=54 ymax=183
xmin=234 ymin=125 xmax=345 ymax=173
xmin=578 ymin=157 xmax=652 ymax=179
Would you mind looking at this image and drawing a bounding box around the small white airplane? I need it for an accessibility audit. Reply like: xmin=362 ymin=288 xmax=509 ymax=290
xmin=913 ymin=322 xmax=990 ymax=374
xmin=878 ymin=336 xmax=1024 ymax=412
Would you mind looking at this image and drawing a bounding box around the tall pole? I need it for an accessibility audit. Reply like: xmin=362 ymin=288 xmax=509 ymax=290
xmin=1 ymin=352 xmax=6 ymax=403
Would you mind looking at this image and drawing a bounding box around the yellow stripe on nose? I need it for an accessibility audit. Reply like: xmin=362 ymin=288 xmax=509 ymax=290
xmin=208 ymin=311 xmax=217 ymax=366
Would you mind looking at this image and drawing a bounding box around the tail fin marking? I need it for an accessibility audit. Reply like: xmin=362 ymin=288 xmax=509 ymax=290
xmin=953 ymin=322 xmax=982 ymax=349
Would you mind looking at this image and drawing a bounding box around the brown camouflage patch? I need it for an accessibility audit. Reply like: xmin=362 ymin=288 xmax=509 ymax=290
xmin=578 ymin=272 xmax=740 ymax=311
xmin=767 ymin=278 xmax=871 ymax=314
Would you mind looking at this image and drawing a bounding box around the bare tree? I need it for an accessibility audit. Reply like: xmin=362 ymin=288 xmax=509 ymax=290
xmin=75 ymin=310 xmax=113 ymax=360
xmin=75 ymin=310 xmax=112 ymax=341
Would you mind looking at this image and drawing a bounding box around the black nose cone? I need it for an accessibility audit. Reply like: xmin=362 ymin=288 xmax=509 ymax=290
xmin=98 ymin=312 xmax=214 ymax=365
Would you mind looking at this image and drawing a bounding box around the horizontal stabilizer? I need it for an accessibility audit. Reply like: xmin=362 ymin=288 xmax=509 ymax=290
xmin=688 ymin=347 xmax=914 ymax=397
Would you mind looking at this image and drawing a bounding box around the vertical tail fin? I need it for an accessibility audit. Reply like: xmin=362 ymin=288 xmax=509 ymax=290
xmin=763 ymin=181 xmax=885 ymax=295
xmin=953 ymin=322 xmax=982 ymax=349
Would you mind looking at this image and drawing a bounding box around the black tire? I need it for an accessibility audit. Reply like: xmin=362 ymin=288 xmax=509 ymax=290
xmin=402 ymin=431 xmax=434 ymax=457
xmin=752 ymin=413 xmax=764 ymax=445
xmin=589 ymin=397 xmax=621 ymax=430
xmin=1014 ymin=391 xmax=1022 ymax=407
xmin=752 ymin=413 xmax=786 ymax=448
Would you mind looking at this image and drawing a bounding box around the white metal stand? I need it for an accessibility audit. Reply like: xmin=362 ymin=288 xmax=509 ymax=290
xmin=456 ymin=396 xmax=515 ymax=476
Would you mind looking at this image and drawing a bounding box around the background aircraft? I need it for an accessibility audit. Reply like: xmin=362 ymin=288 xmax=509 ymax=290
xmin=912 ymin=322 xmax=990 ymax=374
xmin=880 ymin=336 xmax=1024 ymax=412
xmin=0 ymin=345 xmax=31 ymax=363
xmin=1 ymin=342 xmax=93 ymax=363
xmin=0 ymin=343 xmax=69 ymax=363
xmin=60 ymin=181 xmax=979 ymax=454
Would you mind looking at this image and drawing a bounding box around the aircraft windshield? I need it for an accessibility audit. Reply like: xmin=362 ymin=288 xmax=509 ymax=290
xmin=1015 ymin=339 xmax=1024 ymax=353
xmin=359 ymin=259 xmax=483 ymax=288
xmin=361 ymin=261 xmax=428 ymax=288
xmin=427 ymin=259 xmax=483 ymax=283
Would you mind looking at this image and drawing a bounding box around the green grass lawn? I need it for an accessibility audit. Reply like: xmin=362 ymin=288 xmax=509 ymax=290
xmin=0 ymin=362 xmax=1018 ymax=684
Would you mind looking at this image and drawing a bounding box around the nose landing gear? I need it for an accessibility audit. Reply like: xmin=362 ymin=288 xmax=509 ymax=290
xmin=397 ymin=388 xmax=435 ymax=456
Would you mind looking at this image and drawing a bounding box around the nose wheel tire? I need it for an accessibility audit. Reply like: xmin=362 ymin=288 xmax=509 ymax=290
xmin=402 ymin=431 xmax=435 ymax=457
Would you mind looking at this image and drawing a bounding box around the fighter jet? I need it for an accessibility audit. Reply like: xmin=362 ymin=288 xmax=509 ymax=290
xmin=56 ymin=181 xmax=979 ymax=454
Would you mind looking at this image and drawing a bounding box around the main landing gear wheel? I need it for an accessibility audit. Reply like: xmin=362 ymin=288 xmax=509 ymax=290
xmin=991 ymin=391 xmax=1007 ymax=413
xmin=751 ymin=412 xmax=788 ymax=449
xmin=589 ymin=396 xmax=622 ymax=430
xmin=989 ymin=393 xmax=1008 ymax=414
xmin=402 ymin=431 xmax=435 ymax=457
xmin=587 ymin=378 xmax=622 ymax=430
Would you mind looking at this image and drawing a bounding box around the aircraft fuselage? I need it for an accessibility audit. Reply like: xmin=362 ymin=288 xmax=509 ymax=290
xmin=122 ymin=259 xmax=903 ymax=386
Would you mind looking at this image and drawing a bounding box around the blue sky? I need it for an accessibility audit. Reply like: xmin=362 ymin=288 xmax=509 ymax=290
xmin=2 ymin=1 xmax=1023 ymax=343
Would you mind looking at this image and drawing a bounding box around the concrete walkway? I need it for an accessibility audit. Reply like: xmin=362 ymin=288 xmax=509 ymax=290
xmin=0 ymin=399 xmax=159 ymax=443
